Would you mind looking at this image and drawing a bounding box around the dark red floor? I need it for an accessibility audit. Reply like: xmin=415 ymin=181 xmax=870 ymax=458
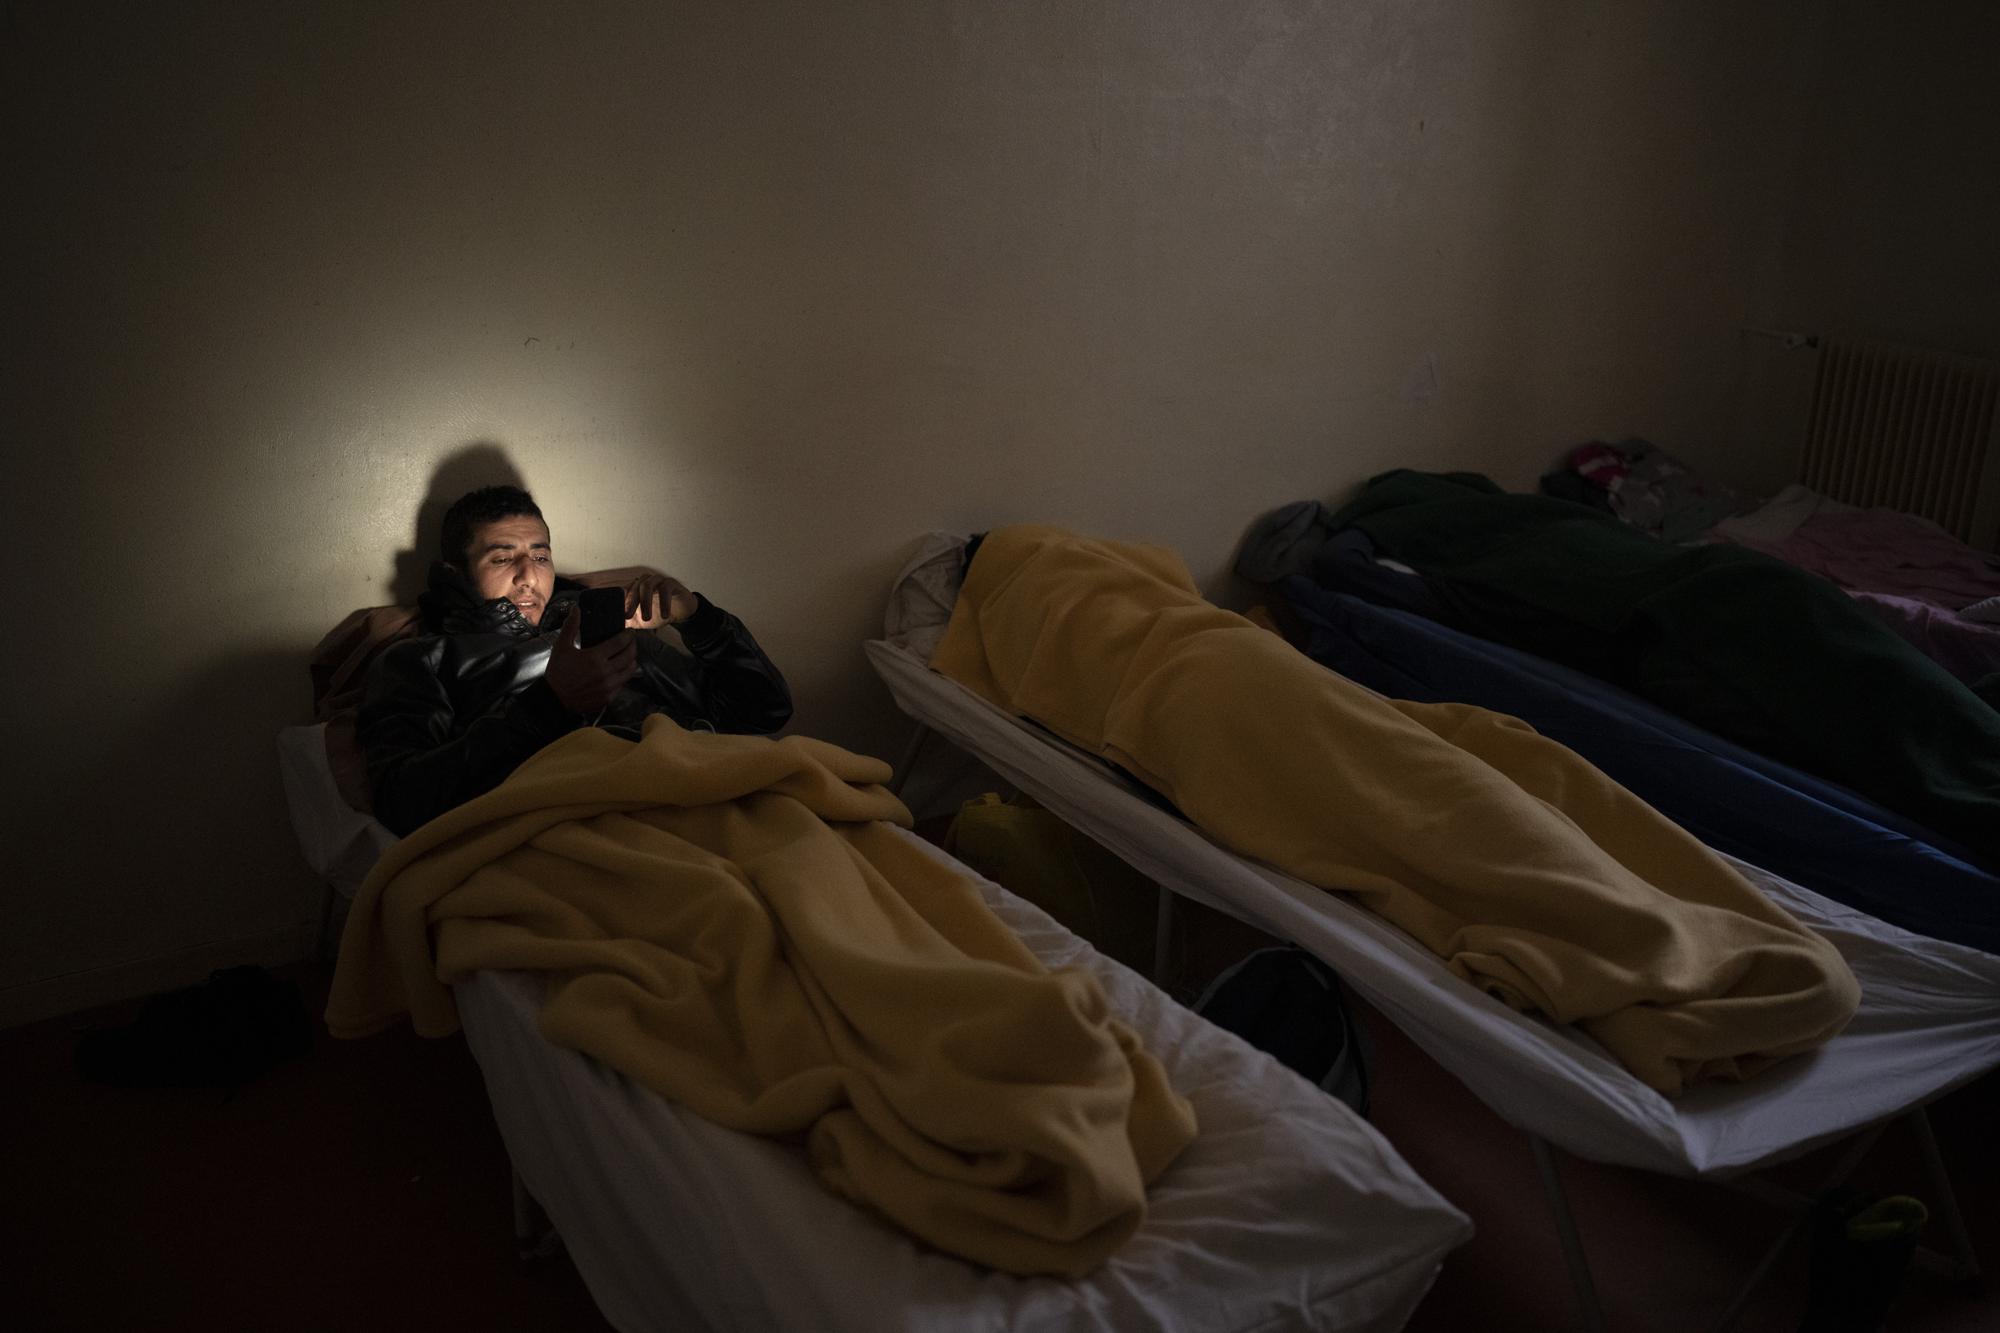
xmin=1366 ymin=993 xmax=1996 ymax=1333
xmin=9 ymin=945 xmax=1991 ymax=1333
xmin=6 ymin=967 xmax=608 ymax=1333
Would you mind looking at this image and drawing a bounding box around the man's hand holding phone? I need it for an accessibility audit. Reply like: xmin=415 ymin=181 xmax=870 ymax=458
xmin=622 ymin=571 xmax=697 ymax=628
xmin=546 ymin=598 xmax=639 ymax=717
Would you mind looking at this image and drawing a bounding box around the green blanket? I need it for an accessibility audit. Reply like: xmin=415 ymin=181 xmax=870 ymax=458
xmin=1330 ymin=471 xmax=2000 ymax=865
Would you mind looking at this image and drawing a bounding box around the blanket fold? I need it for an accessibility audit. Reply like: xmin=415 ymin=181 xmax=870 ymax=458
xmin=932 ymin=524 xmax=1859 ymax=1096
xmin=326 ymin=718 xmax=1195 ymax=1276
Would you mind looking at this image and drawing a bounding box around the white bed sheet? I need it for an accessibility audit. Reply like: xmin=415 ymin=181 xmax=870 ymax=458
xmin=865 ymin=636 xmax=2000 ymax=1178
xmin=278 ymin=721 xmax=1470 ymax=1332
xmin=459 ymin=833 xmax=1470 ymax=1333
xmin=278 ymin=724 xmax=396 ymax=904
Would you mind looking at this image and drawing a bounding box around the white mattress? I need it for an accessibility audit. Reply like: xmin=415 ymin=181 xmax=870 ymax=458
xmin=278 ymin=721 xmax=1470 ymax=1332
xmin=866 ymin=636 xmax=2000 ymax=1178
xmin=277 ymin=724 xmax=397 ymax=903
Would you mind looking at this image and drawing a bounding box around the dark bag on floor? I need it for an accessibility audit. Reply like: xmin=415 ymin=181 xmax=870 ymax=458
xmin=76 ymin=965 xmax=313 ymax=1088
xmin=1194 ymin=946 xmax=1370 ymax=1116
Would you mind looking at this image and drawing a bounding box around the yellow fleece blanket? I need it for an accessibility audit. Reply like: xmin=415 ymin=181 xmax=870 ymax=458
xmin=933 ymin=525 xmax=1860 ymax=1096
xmin=325 ymin=717 xmax=1196 ymax=1276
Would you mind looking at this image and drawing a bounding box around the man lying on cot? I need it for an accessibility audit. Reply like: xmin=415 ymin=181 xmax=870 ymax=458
xmin=357 ymin=484 xmax=792 ymax=835
xmin=933 ymin=524 xmax=1861 ymax=1096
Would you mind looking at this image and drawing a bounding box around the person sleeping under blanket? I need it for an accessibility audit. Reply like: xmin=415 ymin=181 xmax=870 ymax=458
xmin=931 ymin=524 xmax=1860 ymax=1098
xmin=1315 ymin=470 xmax=2000 ymax=870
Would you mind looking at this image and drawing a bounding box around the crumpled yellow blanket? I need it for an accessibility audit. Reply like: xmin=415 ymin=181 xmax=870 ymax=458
xmin=325 ymin=717 xmax=1196 ymax=1275
xmin=933 ymin=524 xmax=1860 ymax=1096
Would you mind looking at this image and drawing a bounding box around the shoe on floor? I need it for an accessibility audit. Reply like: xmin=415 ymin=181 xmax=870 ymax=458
xmin=76 ymin=965 xmax=313 ymax=1089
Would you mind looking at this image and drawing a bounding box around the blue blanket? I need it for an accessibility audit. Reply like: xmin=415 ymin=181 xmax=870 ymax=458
xmin=1316 ymin=471 xmax=2000 ymax=867
xmin=1281 ymin=578 xmax=2000 ymax=956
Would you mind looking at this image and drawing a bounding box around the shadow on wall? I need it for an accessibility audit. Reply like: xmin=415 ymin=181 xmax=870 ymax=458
xmin=28 ymin=646 xmax=328 ymax=992
xmin=387 ymin=442 xmax=531 ymax=606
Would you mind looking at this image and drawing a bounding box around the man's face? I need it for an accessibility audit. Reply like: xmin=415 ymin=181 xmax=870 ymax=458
xmin=462 ymin=514 xmax=555 ymax=625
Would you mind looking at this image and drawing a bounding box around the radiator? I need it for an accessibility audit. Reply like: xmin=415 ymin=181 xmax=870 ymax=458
xmin=1800 ymin=337 xmax=2000 ymax=549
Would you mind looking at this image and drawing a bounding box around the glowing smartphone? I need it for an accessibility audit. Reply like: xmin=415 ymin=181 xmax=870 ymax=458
xmin=577 ymin=586 xmax=627 ymax=648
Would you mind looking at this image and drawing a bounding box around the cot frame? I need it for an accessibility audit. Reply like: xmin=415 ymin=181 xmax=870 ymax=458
xmin=885 ymin=705 xmax=1982 ymax=1333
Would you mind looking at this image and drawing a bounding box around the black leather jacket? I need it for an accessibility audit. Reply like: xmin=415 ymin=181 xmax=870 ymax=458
xmin=358 ymin=563 xmax=792 ymax=835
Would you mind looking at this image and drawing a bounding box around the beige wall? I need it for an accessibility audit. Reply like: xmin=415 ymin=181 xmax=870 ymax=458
xmin=1735 ymin=0 xmax=2000 ymax=495
xmin=4 ymin=0 xmax=1817 ymax=1019
xmin=1776 ymin=0 xmax=2000 ymax=356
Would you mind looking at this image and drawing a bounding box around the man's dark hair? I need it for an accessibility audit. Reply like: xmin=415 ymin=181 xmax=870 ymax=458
xmin=439 ymin=485 xmax=545 ymax=567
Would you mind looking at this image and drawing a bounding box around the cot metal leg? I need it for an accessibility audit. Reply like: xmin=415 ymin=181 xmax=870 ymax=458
xmin=1708 ymin=1119 xmax=1888 ymax=1333
xmin=1152 ymin=886 xmax=1177 ymax=990
xmin=889 ymin=723 xmax=932 ymax=798
xmin=1529 ymin=1135 xmax=1608 ymax=1333
xmin=1909 ymin=1106 xmax=1981 ymax=1282
xmin=1706 ymin=1197 xmax=1812 ymax=1333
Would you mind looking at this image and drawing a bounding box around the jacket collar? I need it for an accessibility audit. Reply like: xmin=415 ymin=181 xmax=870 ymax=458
xmin=418 ymin=561 xmax=583 ymax=637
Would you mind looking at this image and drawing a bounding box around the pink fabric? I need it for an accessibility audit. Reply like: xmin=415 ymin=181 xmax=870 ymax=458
xmin=1850 ymin=592 xmax=2000 ymax=687
xmin=1732 ymin=509 xmax=2000 ymax=610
